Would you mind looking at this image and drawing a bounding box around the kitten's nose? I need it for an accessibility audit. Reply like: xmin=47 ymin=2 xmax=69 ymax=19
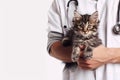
xmin=84 ymin=22 xmax=89 ymax=33
xmin=84 ymin=28 xmax=87 ymax=32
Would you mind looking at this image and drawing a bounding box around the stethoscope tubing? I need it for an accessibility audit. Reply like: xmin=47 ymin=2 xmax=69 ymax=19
xmin=117 ymin=0 xmax=120 ymax=22
xmin=67 ymin=0 xmax=78 ymax=7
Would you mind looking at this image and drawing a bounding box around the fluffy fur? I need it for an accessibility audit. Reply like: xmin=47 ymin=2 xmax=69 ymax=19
xmin=62 ymin=10 xmax=102 ymax=62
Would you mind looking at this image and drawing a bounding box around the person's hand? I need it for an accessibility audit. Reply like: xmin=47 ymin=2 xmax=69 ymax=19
xmin=77 ymin=58 xmax=105 ymax=70
xmin=77 ymin=45 xmax=112 ymax=70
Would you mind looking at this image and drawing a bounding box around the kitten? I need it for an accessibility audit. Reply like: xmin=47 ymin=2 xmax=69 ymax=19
xmin=62 ymin=10 xmax=102 ymax=62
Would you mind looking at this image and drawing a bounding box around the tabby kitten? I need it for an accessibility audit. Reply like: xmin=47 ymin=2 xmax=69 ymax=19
xmin=62 ymin=10 xmax=102 ymax=62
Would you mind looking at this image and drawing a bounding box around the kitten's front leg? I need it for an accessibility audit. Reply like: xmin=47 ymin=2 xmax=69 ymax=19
xmin=71 ymin=45 xmax=81 ymax=62
xmin=83 ymin=43 xmax=93 ymax=60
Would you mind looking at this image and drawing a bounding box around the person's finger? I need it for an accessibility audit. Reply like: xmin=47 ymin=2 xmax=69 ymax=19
xmin=78 ymin=60 xmax=90 ymax=67
xmin=79 ymin=67 xmax=90 ymax=70
xmin=79 ymin=64 xmax=97 ymax=70
xmin=78 ymin=60 xmax=100 ymax=67
xmin=78 ymin=58 xmax=90 ymax=64
xmin=78 ymin=64 xmax=95 ymax=70
xmin=84 ymin=60 xmax=98 ymax=64
xmin=79 ymin=63 xmax=89 ymax=67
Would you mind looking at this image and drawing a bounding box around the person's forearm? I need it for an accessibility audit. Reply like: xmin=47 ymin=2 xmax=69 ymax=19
xmin=50 ymin=41 xmax=72 ymax=62
xmin=107 ymin=48 xmax=120 ymax=63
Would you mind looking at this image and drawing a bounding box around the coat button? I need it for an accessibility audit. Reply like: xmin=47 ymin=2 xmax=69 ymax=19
xmin=64 ymin=25 xmax=67 ymax=28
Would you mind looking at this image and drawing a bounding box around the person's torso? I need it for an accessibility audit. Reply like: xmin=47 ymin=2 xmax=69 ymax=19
xmin=55 ymin=0 xmax=120 ymax=80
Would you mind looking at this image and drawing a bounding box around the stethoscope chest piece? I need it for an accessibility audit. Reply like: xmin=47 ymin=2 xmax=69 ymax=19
xmin=112 ymin=23 xmax=120 ymax=35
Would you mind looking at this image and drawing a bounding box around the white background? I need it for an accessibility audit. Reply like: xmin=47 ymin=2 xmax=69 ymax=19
xmin=0 ymin=0 xmax=64 ymax=80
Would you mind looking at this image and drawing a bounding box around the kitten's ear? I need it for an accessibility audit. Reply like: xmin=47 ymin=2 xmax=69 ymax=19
xmin=74 ymin=10 xmax=82 ymax=20
xmin=89 ymin=11 xmax=99 ymax=23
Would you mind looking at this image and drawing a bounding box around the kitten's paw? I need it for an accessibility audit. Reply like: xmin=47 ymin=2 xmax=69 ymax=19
xmin=71 ymin=53 xmax=80 ymax=62
xmin=83 ymin=52 xmax=92 ymax=60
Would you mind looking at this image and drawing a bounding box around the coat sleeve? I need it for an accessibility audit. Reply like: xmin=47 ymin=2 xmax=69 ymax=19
xmin=47 ymin=0 xmax=64 ymax=53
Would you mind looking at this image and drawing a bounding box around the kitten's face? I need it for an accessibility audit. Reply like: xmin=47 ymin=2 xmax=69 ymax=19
xmin=73 ymin=11 xmax=99 ymax=37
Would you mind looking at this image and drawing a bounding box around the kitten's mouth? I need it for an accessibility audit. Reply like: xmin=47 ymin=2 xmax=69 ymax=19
xmin=84 ymin=31 xmax=89 ymax=34
xmin=83 ymin=30 xmax=91 ymax=34
xmin=80 ymin=30 xmax=92 ymax=34
xmin=81 ymin=31 xmax=92 ymax=36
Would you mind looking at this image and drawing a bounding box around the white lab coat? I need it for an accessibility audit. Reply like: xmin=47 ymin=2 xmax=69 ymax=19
xmin=47 ymin=0 xmax=120 ymax=80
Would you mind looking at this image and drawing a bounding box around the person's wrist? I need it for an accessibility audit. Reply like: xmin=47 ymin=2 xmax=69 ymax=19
xmin=92 ymin=45 xmax=111 ymax=63
xmin=105 ymin=48 xmax=118 ymax=63
xmin=106 ymin=48 xmax=120 ymax=63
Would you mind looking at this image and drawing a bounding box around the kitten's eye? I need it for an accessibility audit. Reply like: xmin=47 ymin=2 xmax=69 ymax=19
xmin=78 ymin=26 xmax=82 ymax=30
xmin=88 ymin=25 xmax=93 ymax=29
xmin=79 ymin=22 xmax=84 ymax=26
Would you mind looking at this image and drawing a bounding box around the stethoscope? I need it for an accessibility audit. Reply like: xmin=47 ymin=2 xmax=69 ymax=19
xmin=67 ymin=0 xmax=120 ymax=35
xmin=112 ymin=0 xmax=120 ymax=35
